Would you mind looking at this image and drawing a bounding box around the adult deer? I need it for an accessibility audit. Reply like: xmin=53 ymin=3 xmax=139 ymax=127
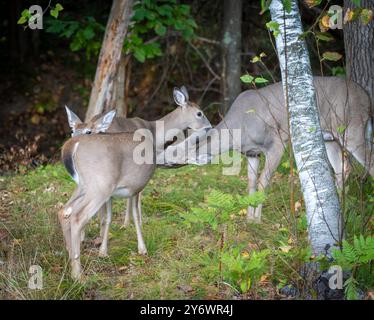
xmin=59 ymin=87 xmax=211 ymax=280
xmin=65 ymin=86 xmax=194 ymax=229
xmin=65 ymin=106 xmax=151 ymax=230
xmin=163 ymin=77 xmax=373 ymax=222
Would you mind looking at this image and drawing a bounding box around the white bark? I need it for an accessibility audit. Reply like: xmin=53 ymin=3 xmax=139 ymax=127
xmin=269 ymin=0 xmax=342 ymax=256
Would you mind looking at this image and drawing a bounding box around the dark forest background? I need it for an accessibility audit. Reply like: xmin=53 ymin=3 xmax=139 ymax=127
xmin=0 ymin=0 xmax=346 ymax=172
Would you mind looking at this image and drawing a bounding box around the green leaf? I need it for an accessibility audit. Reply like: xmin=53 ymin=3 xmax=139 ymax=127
xmin=50 ymin=9 xmax=59 ymax=19
xmin=240 ymin=74 xmax=254 ymax=83
xmin=337 ymin=125 xmax=347 ymax=134
xmin=17 ymin=9 xmax=31 ymax=24
xmin=251 ymin=56 xmax=261 ymax=63
xmin=155 ymin=24 xmax=167 ymax=36
xmin=17 ymin=16 xmax=27 ymax=25
xmin=282 ymin=0 xmax=292 ymax=13
xmin=157 ymin=5 xmax=173 ymax=17
xmin=55 ymin=3 xmax=64 ymax=11
xmin=132 ymin=8 xmax=146 ymax=21
xmin=331 ymin=66 xmax=345 ymax=76
xmin=360 ymin=8 xmax=373 ymax=25
xmin=315 ymin=32 xmax=334 ymax=42
xmin=254 ymin=77 xmax=269 ymax=84
xmin=83 ymin=26 xmax=95 ymax=40
xmin=322 ymin=51 xmax=343 ymax=62
xmin=260 ymin=0 xmax=272 ymax=14
xmin=266 ymin=21 xmax=280 ymax=37
xmin=134 ymin=47 xmax=146 ymax=63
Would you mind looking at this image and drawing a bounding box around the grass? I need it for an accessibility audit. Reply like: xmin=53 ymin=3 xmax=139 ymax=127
xmin=0 ymin=155 xmax=372 ymax=300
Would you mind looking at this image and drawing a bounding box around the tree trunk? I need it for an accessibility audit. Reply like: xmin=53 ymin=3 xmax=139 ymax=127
xmin=344 ymin=0 xmax=374 ymax=102
xmin=85 ymin=0 xmax=133 ymax=121
xmin=221 ymin=0 xmax=242 ymax=114
xmin=269 ymin=0 xmax=342 ymax=256
xmin=113 ymin=54 xmax=127 ymax=117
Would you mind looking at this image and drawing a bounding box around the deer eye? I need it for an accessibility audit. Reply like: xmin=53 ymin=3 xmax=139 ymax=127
xmin=84 ymin=129 xmax=92 ymax=135
xmin=196 ymin=111 xmax=202 ymax=118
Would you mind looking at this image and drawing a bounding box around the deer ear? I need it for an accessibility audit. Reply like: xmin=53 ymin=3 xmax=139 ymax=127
xmin=173 ymin=87 xmax=187 ymax=108
xmin=96 ymin=110 xmax=116 ymax=133
xmin=65 ymin=106 xmax=82 ymax=129
xmin=180 ymin=85 xmax=189 ymax=101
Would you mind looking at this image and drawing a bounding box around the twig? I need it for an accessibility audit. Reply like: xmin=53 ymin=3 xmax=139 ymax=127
xmin=188 ymin=41 xmax=221 ymax=80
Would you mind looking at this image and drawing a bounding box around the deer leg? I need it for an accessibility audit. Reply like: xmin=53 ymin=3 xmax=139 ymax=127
xmin=99 ymin=204 xmax=108 ymax=238
xmin=344 ymin=129 xmax=374 ymax=178
xmin=58 ymin=188 xmax=84 ymax=259
xmin=325 ymin=141 xmax=351 ymax=189
xmin=253 ymin=141 xmax=284 ymax=222
xmin=123 ymin=193 xmax=143 ymax=227
xmin=70 ymin=193 xmax=110 ymax=280
xmin=137 ymin=192 xmax=143 ymax=226
xmin=131 ymin=193 xmax=147 ymax=255
xmin=246 ymin=156 xmax=260 ymax=221
xmin=99 ymin=198 xmax=112 ymax=257
xmin=123 ymin=197 xmax=132 ymax=227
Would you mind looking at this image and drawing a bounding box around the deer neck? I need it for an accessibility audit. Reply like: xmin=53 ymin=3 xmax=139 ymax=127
xmin=151 ymin=108 xmax=186 ymax=151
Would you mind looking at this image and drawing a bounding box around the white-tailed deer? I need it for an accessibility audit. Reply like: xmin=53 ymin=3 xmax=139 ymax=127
xmin=65 ymin=86 xmax=194 ymax=230
xmin=59 ymin=87 xmax=211 ymax=279
xmin=65 ymin=107 xmax=150 ymax=230
xmin=162 ymin=77 xmax=373 ymax=222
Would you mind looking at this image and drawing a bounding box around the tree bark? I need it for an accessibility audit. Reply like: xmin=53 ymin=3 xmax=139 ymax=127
xmin=113 ymin=54 xmax=127 ymax=117
xmin=85 ymin=0 xmax=133 ymax=121
xmin=270 ymin=0 xmax=342 ymax=256
xmin=221 ymin=0 xmax=242 ymax=114
xmin=344 ymin=0 xmax=374 ymax=102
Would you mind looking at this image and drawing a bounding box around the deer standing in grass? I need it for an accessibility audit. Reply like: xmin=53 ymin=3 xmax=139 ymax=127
xmin=59 ymin=87 xmax=211 ymax=280
xmin=65 ymin=86 xmax=197 ymax=253
xmin=163 ymin=77 xmax=373 ymax=222
xmin=65 ymin=107 xmax=151 ymax=230
xmin=65 ymin=86 xmax=194 ymax=230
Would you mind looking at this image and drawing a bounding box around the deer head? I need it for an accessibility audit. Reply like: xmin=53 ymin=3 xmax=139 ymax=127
xmin=65 ymin=106 xmax=116 ymax=137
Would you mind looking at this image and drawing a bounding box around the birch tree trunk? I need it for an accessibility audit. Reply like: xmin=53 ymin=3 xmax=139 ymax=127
xmin=269 ymin=0 xmax=342 ymax=256
xmin=85 ymin=0 xmax=133 ymax=121
xmin=221 ymin=0 xmax=242 ymax=114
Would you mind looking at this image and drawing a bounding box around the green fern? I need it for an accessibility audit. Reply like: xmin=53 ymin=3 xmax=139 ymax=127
xmin=332 ymin=235 xmax=374 ymax=300
xmin=181 ymin=189 xmax=265 ymax=232
xmin=332 ymin=235 xmax=374 ymax=269
xmin=222 ymin=248 xmax=270 ymax=293
xmin=344 ymin=277 xmax=359 ymax=300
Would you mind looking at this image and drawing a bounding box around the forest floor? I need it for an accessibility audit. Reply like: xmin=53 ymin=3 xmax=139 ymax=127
xmin=0 ymin=156 xmax=373 ymax=300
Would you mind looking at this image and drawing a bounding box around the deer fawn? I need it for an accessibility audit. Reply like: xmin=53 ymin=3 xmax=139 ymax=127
xmin=59 ymin=87 xmax=211 ymax=280
xmin=162 ymin=77 xmax=373 ymax=222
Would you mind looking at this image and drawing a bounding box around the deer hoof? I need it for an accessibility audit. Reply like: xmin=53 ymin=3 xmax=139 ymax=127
xmin=138 ymin=247 xmax=147 ymax=255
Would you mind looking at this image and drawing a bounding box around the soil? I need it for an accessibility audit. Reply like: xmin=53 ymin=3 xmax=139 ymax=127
xmin=0 ymin=55 xmax=88 ymax=174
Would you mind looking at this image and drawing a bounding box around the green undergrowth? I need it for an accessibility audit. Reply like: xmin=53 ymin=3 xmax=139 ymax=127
xmin=0 ymin=154 xmax=372 ymax=300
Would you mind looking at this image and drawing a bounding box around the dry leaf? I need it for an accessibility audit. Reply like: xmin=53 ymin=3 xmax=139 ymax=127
xmin=319 ymin=15 xmax=330 ymax=32
xmin=344 ymin=8 xmax=354 ymax=24
xmin=279 ymin=245 xmax=292 ymax=253
xmin=294 ymin=200 xmax=302 ymax=212
xmin=241 ymin=251 xmax=250 ymax=258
